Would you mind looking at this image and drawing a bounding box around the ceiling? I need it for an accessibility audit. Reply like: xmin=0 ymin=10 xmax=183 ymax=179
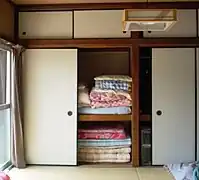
xmin=11 ymin=0 xmax=199 ymax=5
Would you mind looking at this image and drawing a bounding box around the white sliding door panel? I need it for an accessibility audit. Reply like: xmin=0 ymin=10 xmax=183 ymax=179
xmin=74 ymin=10 xmax=131 ymax=38
xmin=144 ymin=10 xmax=197 ymax=37
xmin=152 ymin=48 xmax=195 ymax=165
xmin=19 ymin=12 xmax=73 ymax=39
xmin=23 ymin=49 xmax=77 ymax=165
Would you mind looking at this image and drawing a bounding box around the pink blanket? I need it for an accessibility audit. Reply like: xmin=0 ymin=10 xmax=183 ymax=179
xmin=89 ymin=88 xmax=132 ymax=108
xmin=78 ymin=125 xmax=127 ymax=139
xmin=91 ymin=99 xmax=131 ymax=108
xmin=90 ymin=88 xmax=132 ymax=102
xmin=78 ymin=125 xmax=125 ymax=133
xmin=78 ymin=131 xmax=126 ymax=139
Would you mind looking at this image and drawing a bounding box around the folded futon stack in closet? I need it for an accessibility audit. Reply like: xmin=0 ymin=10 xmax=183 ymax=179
xmin=78 ymin=125 xmax=131 ymax=163
xmin=78 ymin=75 xmax=132 ymax=114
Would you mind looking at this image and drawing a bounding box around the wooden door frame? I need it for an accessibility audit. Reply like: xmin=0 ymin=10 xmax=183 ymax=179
xmin=18 ymin=38 xmax=199 ymax=167
xmin=18 ymin=41 xmax=140 ymax=166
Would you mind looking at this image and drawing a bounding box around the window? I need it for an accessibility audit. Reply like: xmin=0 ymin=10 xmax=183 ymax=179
xmin=0 ymin=49 xmax=12 ymax=170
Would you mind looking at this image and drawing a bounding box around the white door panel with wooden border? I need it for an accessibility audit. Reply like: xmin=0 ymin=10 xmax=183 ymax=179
xmin=152 ymin=48 xmax=195 ymax=165
xmin=23 ymin=49 xmax=77 ymax=165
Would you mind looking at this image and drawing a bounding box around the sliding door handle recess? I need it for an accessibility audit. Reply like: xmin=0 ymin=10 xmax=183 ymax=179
xmin=67 ymin=111 xmax=73 ymax=116
xmin=156 ymin=110 xmax=162 ymax=116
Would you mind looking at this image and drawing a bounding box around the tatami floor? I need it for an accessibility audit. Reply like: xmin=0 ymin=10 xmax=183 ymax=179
xmin=8 ymin=165 xmax=173 ymax=180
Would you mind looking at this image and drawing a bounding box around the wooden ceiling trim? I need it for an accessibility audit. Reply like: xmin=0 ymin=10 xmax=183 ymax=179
xmin=18 ymin=39 xmax=133 ymax=48
xmin=138 ymin=38 xmax=199 ymax=47
xmin=18 ymin=38 xmax=199 ymax=48
xmin=17 ymin=2 xmax=199 ymax=11
xmin=17 ymin=2 xmax=146 ymax=11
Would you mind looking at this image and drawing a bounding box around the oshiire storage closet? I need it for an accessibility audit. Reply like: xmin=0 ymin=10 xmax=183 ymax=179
xmin=23 ymin=47 xmax=135 ymax=166
xmin=78 ymin=49 xmax=133 ymax=164
xmin=18 ymin=7 xmax=199 ymax=167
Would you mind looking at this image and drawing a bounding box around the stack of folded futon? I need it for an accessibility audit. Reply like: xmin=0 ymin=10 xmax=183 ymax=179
xmin=78 ymin=125 xmax=131 ymax=163
xmin=78 ymin=75 xmax=132 ymax=114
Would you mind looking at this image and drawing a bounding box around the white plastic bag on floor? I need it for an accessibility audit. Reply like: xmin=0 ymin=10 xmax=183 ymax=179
xmin=164 ymin=162 xmax=199 ymax=180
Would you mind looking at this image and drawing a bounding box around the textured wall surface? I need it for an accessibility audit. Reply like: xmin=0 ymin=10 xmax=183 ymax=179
xmin=0 ymin=0 xmax=15 ymax=41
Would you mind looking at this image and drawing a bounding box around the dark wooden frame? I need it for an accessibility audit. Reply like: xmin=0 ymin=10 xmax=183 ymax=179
xmin=18 ymin=38 xmax=199 ymax=48
xmin=18 ymin=39 xmax=140 ymax=166
xmin=19 ymin=37 xmax=199 ymax=167
xmin=19 ymin=38 xmax=199 ymax=167
xmin=16 ymin=2 xmax=199 ymax=11
xmin=15 ymin=1 xmax=199 ymax=167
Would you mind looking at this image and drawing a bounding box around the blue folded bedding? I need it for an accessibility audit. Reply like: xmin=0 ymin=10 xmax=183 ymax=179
xmin=78 ymin=137 xmax=132 ymax=147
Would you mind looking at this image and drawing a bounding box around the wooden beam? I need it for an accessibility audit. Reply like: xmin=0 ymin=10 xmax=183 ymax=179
xmin=132 ymin=45 xmax=140 ymax=167
xmin=79 ymin=114 xmax=131 ymax=121
xmin=18 ymin=39 xmax=133 ymax=48
xmin=17 ymin=2 xmax=145 ymax=11
xmin=147 ymin=2 xmax=199 ymax=9
xmin=17 ymin=2 xmax=199 ymax=12
xmin=139 ymin=38 xmax=199 ymax=47
xmin=19 ymin=38 xmax=199 ymax=49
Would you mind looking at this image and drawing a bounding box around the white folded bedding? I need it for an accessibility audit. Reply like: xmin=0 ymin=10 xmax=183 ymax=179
xmin=78 ymin=106 xmax=131 ymax=115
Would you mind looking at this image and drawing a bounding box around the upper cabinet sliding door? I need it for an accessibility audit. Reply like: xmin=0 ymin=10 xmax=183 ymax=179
xmin=19 ymin=12 xmax=73 ymax=39
xmin=144 ymin=10 xmax=197 ymax=38
xmin=74 ymin=10 xmax=131 ymax=38
xmin=152 ymin=48 xmax=195 ymax=165
xmin=23 ymin=49 xmax=77 ymax=165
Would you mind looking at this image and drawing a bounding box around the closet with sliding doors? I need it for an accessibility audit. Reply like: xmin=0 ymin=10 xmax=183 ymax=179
xmin=19 ymin=7 xmax=199 ymax=167
xmin=23 ymin=47 xmax=134 ymax=165
xmin=139 ymin=9 xmax=197 ymax=166
xmin=140 ymin=47 xmax=196 ymax=166
xmin=20 ymin=10 xmax=136 ymax=166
